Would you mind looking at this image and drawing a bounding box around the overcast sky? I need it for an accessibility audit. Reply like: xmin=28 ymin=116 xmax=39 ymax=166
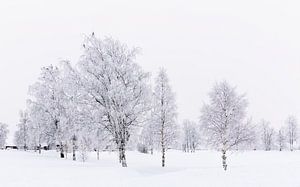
xmin=1 ymin=0 xmax=300 ymax=142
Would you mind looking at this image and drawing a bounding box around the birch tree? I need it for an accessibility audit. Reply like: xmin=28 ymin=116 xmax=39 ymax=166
xmin=182 ymin=120 xmax=199 ymax=153
xmin=139 ymin=121 xmax=156 ymax=154
xmin=14 ymin=111 xmax=30 ymax=150
xmin=285 ymin=115 xmax=298 ymax=151
xmin=151 ymin=68 xmax=178 ymax=167
xmin=28 ymin=65 xmax=70 ymax=158
xmin=277 ymin=127 xmax=285 ymax=151
xmin=27 ymin=104 xmax=45 ymax=154
xmin=0 ymin=123 xmax=8 ymax=148
xmin=59 ymin=61 xmax=86 ymax=161
xmin=78 ymin=34 xmax=151 ymax=167
xmin=93 ymin=126 xmax=110 ymax=160
xmin=260 ymin=120 xmax=274 ymax=151
xmin=200 ymin=81 xmax=254 ymax=171
xmin=58 ymin=60 xmax=110 ymax=162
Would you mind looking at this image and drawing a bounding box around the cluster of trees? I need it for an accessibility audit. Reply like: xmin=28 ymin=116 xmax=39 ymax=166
xmin=0 ymin=123 xmax=8 ymax=149
xmin=14 ymin=34 xmax=177 ymax=167
xmin=12 ymin=34 xmax=299 ymax=170
xmin=258 ymin=116 xmax=298 ymax=152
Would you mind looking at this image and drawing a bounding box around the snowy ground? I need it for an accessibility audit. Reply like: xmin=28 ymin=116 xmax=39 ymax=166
xmin=1 ymin=150 xmax=300 ymax=187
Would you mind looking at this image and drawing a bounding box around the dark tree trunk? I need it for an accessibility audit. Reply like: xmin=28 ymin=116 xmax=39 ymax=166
xmin=119 ymin=146 xmax=122 ymax=164
xmin=161 ymin=126 xmax=166 ymax=167
xmin=72 ymin=135 xmax=77 ymax=161
xmin=38 ymin=144 xmax=41 ymax=154
xmin=222 ymin=149 xmax=227 ymax=171
xmin=72 ymin=149 xmax=76 ymax=161
xmin=162 ymin=146 xmax=166 ymax=167
xmin=60 ymin=142 xmax=64 ymax=158
xmin=97 ymin=149 xmax=100 ymax=160
xmin=119 ymin=140 xmax=127 ymax=167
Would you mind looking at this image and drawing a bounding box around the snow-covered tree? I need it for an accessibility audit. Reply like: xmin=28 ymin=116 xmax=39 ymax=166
xmin=260 ymin=120 xmax=275 ymax=151
xmin=0 ymin=123 xmax=8 ymax=148
xmin=138 ymin=120 xmax=156 ymax=154
xmin=14 ymin=111 xmax=30 ymax=150
xmin=77 ymin=128 xmax=93 ymax=162
xmin=77 ymin=34 xmax=151 ymax=167
xmin=28 ymin=65 xmax=70 ymax=158
xmin=93 ymin=126 xmax=110 ymax=160
xmin=277 ymin=127 xmax=285 ymax=151
xmin=285 ymin=115 xmax=298 ymax=151
xmin=182 ymin=120 xmax=199 ymax=153
xmin=151 ymin=68 xmax=178 ymax=167
xmin=200 ymin=81 xmax=254 ymax=171
xmin=59 ymin=61 xmax=86 ymax=161
xmin=27 ymin=100 xmax=53 ymax=153
xmin=138 ymin=118 xmax=159 ymax=154
xmin=239 ymin=123 xmax=259 ymax=151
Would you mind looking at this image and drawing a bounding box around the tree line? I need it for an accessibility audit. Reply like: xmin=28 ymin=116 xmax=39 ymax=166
xmin=4 ymin=33 xmax=297 ymax=171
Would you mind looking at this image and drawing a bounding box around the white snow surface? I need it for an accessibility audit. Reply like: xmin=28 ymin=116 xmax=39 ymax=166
xmin=1 ymin=150 xmax=299 ymax=187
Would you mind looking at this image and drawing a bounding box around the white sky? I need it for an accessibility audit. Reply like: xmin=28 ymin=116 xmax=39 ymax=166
xmin=1 ymin=0 xmax=300 ymax=142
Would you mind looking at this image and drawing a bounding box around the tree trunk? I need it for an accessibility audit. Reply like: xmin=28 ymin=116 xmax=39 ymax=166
xmin=72 ymin=140 xmax=76 ymax=161
xmin=161 ymin=127 xmax=166 ymax=167
xmin=162 ymin=146 xmax=166 ymax=167
xmin=161 ymin=120 xmax=166 ymax=167
xmin=97 ymin=149 xmax=100 ymax=160
xmin=222 ymin=149 xmax=227 ymax=171
xmin=38 ymin=144 xmax=41 ymax=154
xmin=72 ymin=150 xmax=76 ymax=161
xmin=161 ymin=133 xmax=166 ymax=167
xmin=71 ymin=135 xmax=77 ymax=161
xmin=65 ymin=149 xmax=68 ymax=159
xmin=119 ymin=145 xmax=122 ymax=164
xmin=119 ymin=140 xmax=127 ymax=167
xmin=60 ymin=142 xmax=64 ymax=158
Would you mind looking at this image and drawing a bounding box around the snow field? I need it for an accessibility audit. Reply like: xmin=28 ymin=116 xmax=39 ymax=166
xmin=1 ymin=150 xmax=300 ymax=187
